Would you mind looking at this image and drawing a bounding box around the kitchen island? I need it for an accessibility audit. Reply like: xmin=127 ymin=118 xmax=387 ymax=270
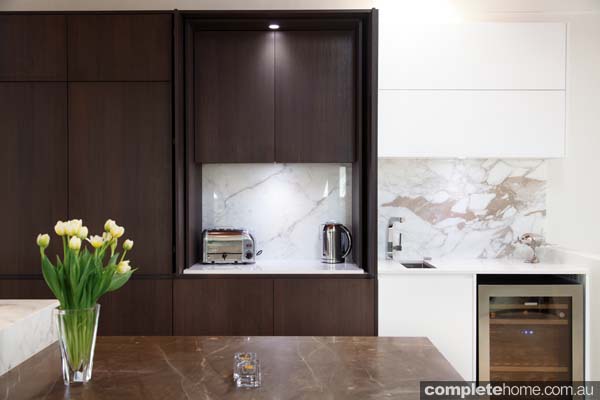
xmin=0 ymin=336 xmax=460 ymax=399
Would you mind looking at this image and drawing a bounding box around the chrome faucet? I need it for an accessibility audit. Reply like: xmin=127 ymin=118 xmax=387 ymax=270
xmin=516 ymin=233 xmax=544 ymax=263
xmin=386 ymin=217 xmax=404 ymax=260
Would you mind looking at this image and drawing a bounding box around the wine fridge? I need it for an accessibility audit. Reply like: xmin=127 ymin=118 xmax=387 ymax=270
xmin=478 ymin=281 xmax=583 ymax=382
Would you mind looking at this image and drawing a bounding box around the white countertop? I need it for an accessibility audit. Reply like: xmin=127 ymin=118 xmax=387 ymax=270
xmin=0 ymin=299 xmax=59 ymax=331
xmin=184 ymin=260 xmax=365 ymax=274
xmin=378 ymin=258 xmax=590 ymax=275
xmin=0 ymin=299 xmax=59 ymax=376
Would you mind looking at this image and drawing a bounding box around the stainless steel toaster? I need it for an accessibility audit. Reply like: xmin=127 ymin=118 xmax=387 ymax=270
xmin=202 ymin=229 xmax=256 ymax=264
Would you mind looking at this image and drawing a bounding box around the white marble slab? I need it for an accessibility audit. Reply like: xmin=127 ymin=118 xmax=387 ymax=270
xmin=184 ymin=260 xmax=365 ymax=274
xmin=379 ymin=159 xmax=546 ymax=260
xmin=0 ymin=299 xmax=58 ymax=376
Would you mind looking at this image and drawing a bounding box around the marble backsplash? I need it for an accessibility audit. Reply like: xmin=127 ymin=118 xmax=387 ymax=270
xmin=378 ymin=159 xmax=546 ymax=260
xmin=202 ymin=164 xmax=352 ymax=261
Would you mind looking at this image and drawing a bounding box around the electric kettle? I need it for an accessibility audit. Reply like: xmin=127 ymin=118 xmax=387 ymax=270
xmin=320 ymin=222 xmax=352 ymax=264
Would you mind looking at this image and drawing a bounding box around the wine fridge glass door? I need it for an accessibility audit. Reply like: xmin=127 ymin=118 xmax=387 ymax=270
xmin=478 ymin=284 xmax=583 ymax=383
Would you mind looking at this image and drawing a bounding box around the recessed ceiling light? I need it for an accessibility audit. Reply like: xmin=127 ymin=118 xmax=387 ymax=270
xmin=269 ymin=24 xmax=280 ymax=30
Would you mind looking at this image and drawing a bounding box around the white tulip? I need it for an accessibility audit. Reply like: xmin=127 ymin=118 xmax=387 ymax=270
xmin=110 ymin=224 xmax=125 ymax=239
xmin=123 ymin=239 xmax=134 ymax=251
xmin=102 ymin=231 xmax=113 ymax=242
xmin=117 ymin=260 xmax=131 ymax=274
xmin=104 ymin=219 xmax=116 ymax=232
xmin=36 ymin=233 xmax=50 ymax=249
xmin=54 ymin=221 xmax=66 ymax=236
xmin=68 ymin=236 xmax=81 ymax=251
xmin=87 ymin=235 xmax=104 ymax=249
xmin=65 ymin=219 xmax=82 ymax=236
xmin=65 ymin=221 xmax=77 ymax=236
xmin=78 ymin=226 xmax=89 ymax=239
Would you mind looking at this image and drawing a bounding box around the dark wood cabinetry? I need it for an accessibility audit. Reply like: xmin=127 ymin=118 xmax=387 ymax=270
xmin=274 ymin=278 xmax=375 ymax=336
xmin=97 ymin=278 xmax=173 ymax=335
xmin=68 ymin=14 xmax=172 ymax=81
xmin=0 ymin=279 xmax=53 ymax=298
xmin=174 ymin=277 xmax=375 ymax=336
xmin=174 ymin=279 xmax=274 ymax=335
xmin=68 ymin=82 xmax=172 ymax=275
xmin=190 ymin=26 xmax=356 ymax=163
xmin=0 ymin=10 xmax=378 ymax=337
xmin=0 ymin=278 xmax=172 ymax=335
xmin=193 ymin=31 xmax=275 ymax=163
xmin=275 ymin=30 xmax=356 ymax=162
xmin=0 ymin=83 xmax=68 ymax=275
xmin=0 ymin=15 xmax=66 ymax=81
xmin=0 ymin=13 xmax=176 ymax=335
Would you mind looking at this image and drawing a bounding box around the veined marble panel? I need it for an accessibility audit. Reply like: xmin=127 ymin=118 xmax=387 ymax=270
xmin=0 ymin=300 xmax=58 ymax=376
xmin=202 ymin=164 xmax=352 ymax=261
xmin=379 ymin=159 xmax=546 ymax=260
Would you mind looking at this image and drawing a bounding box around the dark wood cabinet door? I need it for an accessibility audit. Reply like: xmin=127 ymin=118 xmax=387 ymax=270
xmin=174 ymin=278 xmax=274 ymax=335
xmin=193 ymin=31 xmax=275 ymax=163
xmin=0 ymin=278 xmax=172 ymax=335
xmin=274 ymin=278 xmax=375 ymax=336
xmin=96 ymin=278 xmax=172 ymax=335
xmin=275 ymin=30 xmax=356 ymax=162
xmin=0 ymin=279 xmax=53 ymax=298
xmin=68 ymin=14 xmax=171 ymax=81
xmin=0 ymin=15 xmax=67 ymax=81
xmin=0 ymin=83 xmax=67 ymax=275
xmin=68 ymin=83 xmax=172 ymax=275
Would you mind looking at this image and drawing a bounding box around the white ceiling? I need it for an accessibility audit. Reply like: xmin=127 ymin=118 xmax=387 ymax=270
xmin=1 ymin=0 xmax=600 ymax=13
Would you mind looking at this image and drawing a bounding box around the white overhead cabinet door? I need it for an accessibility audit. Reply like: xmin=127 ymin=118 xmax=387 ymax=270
xmin=379 ymin=90 xmax=565 ymax=158
xmin=378 ymin=22 xmax=567 ymax=158
xmin=379 ymin=23 xmax=566 ymax=90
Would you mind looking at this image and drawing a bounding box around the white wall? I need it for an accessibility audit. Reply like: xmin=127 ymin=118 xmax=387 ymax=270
xmin=546 ymin=14 xmax=600 ymax=255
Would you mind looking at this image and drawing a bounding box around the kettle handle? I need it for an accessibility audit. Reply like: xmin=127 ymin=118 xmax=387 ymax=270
xmin=339 ymin=225 xmax=353 ymax=260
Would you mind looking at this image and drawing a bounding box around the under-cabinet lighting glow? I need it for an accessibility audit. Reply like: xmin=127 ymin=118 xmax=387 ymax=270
xmin=268 ymin=24 xmax=280 ymax=30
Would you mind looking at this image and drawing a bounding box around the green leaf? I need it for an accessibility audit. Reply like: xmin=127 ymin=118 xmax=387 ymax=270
xmin=93 ymin=267 xmax=114 ymax=301
xmin=68 ymin=251 xmax=79 ymax=304
xmin=107 ymin=253 xmax=119 ymax=268
xmin=75 ymin=254 xmax=94 ymax=306
xmin=41 ymin=255 xmax=63 ymax=305
xmin=107 ymin=269 xmax=135 ymax=292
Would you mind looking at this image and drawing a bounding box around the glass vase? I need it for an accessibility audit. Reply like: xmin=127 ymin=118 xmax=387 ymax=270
xmin=54 ymin=304 xmax=100 ymax=385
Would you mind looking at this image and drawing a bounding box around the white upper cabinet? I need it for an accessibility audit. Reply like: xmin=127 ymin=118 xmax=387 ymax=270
xmin=379 ymin=90 xmax=565 ymax=158
xmin=380 ymin=23 xmax=566 ymax=90
xmin=378 ymin=20 xmax=567 ymax=158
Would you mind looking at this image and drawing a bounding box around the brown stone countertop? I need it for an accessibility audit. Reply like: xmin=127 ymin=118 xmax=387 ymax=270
xmin=0 ymin=336 xmax=461 ymax=400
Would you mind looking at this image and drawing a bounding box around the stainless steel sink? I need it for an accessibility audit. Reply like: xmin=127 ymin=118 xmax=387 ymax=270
xmin=401 ymin=261 xmax=436 ymax=269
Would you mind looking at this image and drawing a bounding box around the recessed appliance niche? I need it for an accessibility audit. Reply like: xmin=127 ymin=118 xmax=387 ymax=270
xmin=202 ymin=163 xmax=352 ymax=261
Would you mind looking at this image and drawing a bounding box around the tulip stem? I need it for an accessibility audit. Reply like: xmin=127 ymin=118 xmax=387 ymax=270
xmin=62 ymin=236 xmax=67 ymax=261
